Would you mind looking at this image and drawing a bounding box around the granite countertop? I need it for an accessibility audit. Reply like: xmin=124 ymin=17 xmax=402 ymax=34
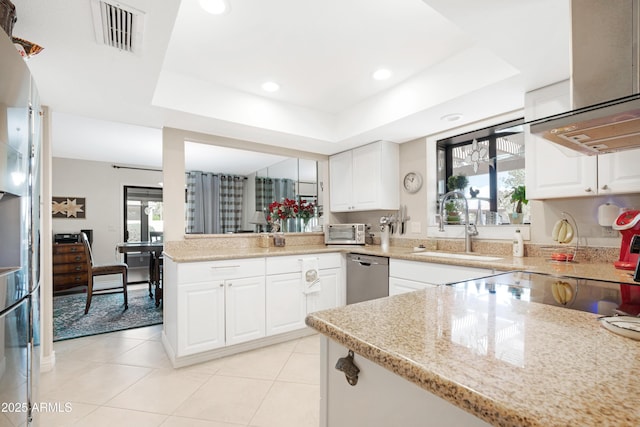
xmin=305 ymin=284 xmax=640 ymax=427
xmin=164 ymin=243 xmax=638 ymax=285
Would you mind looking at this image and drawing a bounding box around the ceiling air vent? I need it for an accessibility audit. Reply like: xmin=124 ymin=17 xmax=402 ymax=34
xmin=90 ymin=0 xmax=145 ymax=54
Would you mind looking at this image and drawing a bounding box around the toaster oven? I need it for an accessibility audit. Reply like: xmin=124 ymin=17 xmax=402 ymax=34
xmin=324 ymin=223 xmax=366 ymax=245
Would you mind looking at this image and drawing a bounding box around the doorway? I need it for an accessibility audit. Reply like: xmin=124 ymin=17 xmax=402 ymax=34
xmin=123 ymin=186 xmax=163 ymax=284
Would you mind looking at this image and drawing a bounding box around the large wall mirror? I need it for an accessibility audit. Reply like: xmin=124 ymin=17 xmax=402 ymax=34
xmin=184 ymin=141 xmax=320 ymax=234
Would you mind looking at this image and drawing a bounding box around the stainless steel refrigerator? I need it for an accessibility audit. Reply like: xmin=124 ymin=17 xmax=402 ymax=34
xmin=0 ymin=23 xmax=42 ymax=426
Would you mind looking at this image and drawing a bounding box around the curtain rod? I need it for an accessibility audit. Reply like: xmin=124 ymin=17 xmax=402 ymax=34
xmin=112 ymin=164 xmax=162 ymax=172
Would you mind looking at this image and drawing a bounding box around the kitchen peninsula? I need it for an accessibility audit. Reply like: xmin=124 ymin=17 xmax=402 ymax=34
xmin=164 ymin=233 xmax=640 ymax=425
xmin=306 ymin=279 xmax=640 ymax=427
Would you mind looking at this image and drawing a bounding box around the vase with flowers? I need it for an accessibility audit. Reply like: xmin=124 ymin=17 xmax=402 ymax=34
xmin=267 ymin=198 xmax=316 ymax=233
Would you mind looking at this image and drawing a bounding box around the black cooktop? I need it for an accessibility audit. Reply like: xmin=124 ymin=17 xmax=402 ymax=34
xmin=448 ymin=271 xmax=640 ymax=317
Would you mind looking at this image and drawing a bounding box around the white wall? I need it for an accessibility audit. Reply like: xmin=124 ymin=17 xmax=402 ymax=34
xmin=52 ymin=157 xmax=163 ymax=264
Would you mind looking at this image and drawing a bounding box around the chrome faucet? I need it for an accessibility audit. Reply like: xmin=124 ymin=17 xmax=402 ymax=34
xmin=438 ymin=190 xmax=478 ymax=253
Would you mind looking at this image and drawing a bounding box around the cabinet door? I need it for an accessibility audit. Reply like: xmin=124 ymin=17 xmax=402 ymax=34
xmin=306 ymin=267 xmax=343 ymax=314
xmin=525 ymin=81 xmax=598 ymax=199
xmin=351 ymin=143 xmax=381 ymax=210
xmin=177 ymin=281 xmax=225 ymax=356
xmin=389 ymin=277 xmax=436 ymax=296
xmin=329 ymin=150 xmax=353 ymax=212
xmin=266 ymin=272 xmax=306 ymax=336
xmin=597 ymin=149 xmax=640 ymax=194
xmin=226 ymin=276 xmax=266 ymax=346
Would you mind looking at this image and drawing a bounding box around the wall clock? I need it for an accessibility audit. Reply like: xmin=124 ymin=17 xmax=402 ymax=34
xmin=403 ymin=172 xmax=423 ymax=194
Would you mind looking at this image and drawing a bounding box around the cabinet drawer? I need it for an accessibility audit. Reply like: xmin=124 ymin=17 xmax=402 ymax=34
xmin=389 ymin=259 xmax=493 ymax=285
xmin=54 ymin=253 xmax=86 ymax=264
xmin=53 ymin=263 xmax=87 ymax=274
xmin=177 ymin=257 xmax=265 ymax=284
xmin=53 ymin=243 xmax=84 ymax=255
xmin=266 ymin=253 xmax=342 ymax=275
xmin=53 ymin=272 xmax=88 ymax=286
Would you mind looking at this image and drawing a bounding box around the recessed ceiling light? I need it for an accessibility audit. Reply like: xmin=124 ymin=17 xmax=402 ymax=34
xmin=199 ymin=0 xmax=230 ymax=15
xmin=372 ymin=68 xmax=392 ymax=81
xmin=261 ymin=81 xmax=280 ymax=92
xmin=441 ymin=113 xmax=463 ymax=122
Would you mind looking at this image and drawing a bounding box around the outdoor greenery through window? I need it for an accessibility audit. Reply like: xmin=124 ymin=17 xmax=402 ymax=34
xmin=436 ymin=118 xmax=528 ymax=225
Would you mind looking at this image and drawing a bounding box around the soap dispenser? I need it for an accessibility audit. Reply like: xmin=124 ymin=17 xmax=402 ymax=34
xmin=513 ymin=229 xmax=524 ymax=257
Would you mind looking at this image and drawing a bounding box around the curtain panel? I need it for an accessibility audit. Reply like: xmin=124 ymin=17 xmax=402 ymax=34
xmin=186 ymin=171 xmax=245 ymax=234
xmin=255 ymin=177 xmax=296 ymax=213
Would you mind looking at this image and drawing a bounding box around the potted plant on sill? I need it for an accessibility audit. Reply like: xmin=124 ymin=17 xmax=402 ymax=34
xmin=444 ymin=200 xmax=461 ymax=224
xmin=509 ymin=185 xmax=528 ymax=224
xmin=444 ymin=174 xmax=468 ymax=224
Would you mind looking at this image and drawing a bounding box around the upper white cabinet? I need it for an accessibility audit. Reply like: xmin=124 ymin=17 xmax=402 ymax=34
xmin=525 ymin=81 xmax=640 ymax=199
xmin=329 ymin=140 xmax=399 ymax=212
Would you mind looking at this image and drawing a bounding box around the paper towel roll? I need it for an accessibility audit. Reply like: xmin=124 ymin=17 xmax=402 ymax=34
xmin=598 ymin=203 xmax=620 ymax=226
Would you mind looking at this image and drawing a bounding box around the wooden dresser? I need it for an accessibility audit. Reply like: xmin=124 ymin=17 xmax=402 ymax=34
xmin=53 ymin=243 xmax=88 ymax=294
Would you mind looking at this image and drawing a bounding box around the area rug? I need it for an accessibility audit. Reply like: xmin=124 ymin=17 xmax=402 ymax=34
xmin=53 ymin=288 xmax=162 ymax=341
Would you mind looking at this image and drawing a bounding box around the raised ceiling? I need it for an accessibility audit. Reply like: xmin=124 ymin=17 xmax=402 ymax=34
xmin=11 ymin=0 xmax=570 ymax=168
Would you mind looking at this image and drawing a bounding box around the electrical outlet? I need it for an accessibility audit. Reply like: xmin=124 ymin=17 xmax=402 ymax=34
xmin=411 ymin=221 xmax=421 ymax=233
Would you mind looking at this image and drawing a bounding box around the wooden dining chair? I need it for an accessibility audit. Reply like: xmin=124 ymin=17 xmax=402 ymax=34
xmin=80 ymin=232 xmax=128 ymax=314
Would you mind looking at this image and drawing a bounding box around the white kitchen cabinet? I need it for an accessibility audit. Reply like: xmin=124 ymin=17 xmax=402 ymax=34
xmin=266 ymin=272 xmax=306 ymax=336
xmin=321 ymin=337 xmax=491 ymax=427
xmin=307 ymin=267 xmax=342 ymax=313
xmin=178 ymin=281 xmax=225 ymax=355
xmin=525 ymin=81 xmax=640 ymax=199
xmin=389 ymin=276 xmax=436 ymax=296
xmin=266 ymin=253 xmax=345 ymax=333
xmin=389 ymin=259 xmax=493 ymax=295
xmin=164 ymin=252 xmax=344 ymax=366
xmin=225 ymin=276 xmax=266 ymax=345
xmin=167 ymin=257 xmax=266 ymax=357
xmin=329 ymin=140 xmax=399 ymax=212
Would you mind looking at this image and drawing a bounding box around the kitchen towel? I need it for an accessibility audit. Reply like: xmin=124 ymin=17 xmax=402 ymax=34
xmin=301 ymin=257 xmax=321 ymax=294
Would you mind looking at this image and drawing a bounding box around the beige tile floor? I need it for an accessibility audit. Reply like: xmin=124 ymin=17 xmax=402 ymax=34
xmin=39 ymin=325 xmax=321 ymax=427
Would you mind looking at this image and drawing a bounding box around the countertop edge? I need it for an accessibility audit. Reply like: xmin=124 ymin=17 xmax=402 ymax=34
xmin=163 ymin=244 xmax=639 ymax=285
xmin=307 ymin=306 xmax=547 ymax=427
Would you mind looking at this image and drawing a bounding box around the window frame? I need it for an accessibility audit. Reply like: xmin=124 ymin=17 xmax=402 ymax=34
xmin=436 ymin=118 xmax=524 ymax=215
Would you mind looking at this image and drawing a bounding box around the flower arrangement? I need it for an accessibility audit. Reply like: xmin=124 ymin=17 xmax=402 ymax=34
xmin=267 ymin=198 xmax=316 ymax=225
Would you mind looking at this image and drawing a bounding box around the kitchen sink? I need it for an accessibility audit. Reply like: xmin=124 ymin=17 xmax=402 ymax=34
xmin=412 ymin=251 xmax=502 ymax=262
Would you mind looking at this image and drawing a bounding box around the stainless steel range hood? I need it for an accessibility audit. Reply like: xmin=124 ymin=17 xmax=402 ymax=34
xmin=530 ymin=0 xmax=640 ymax=155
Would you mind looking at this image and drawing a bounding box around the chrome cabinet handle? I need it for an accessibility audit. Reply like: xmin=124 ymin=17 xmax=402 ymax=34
xmin=601 ymin=184 xmax=609 ymax=190
xmin=584 ymin=187 xmax=592 ymax=192
xmin=210 ymin=265 xmax=240 ymax=269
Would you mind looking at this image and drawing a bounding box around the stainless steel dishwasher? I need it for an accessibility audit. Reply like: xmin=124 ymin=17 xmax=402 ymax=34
xmin=346 ymin=253 xmax=389 ymax=304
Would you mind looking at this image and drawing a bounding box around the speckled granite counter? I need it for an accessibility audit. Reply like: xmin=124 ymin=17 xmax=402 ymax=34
xmin=164 ymin=239 xmax=638 ymax=285
xmin=306 ymin=283 xmax=640 ymax=427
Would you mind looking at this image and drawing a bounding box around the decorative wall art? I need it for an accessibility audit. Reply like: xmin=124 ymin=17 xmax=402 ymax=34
xmin=52 ymin=197 xmax=85 ymax=218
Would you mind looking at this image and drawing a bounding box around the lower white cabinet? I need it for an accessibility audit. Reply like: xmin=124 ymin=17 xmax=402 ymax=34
xmin=168 ymin=257 xmax=266 ymax=357
xmin=265 ymin=253 xmax=345 ymax=336
xmin=225 ymin=276 xmax=266 ymax=345
xmin=178 ymin=281 xmax=225 ymax=355
xmin=389 ymin=277 xmax=436 ymax=296
xmin=266 ymin=272 xmax=306 ymax=336
xmin=308 ymin=267 xmax=341 ymax=313
xmin=389 ymin=259 xmax=493 ymax=295
xmin=178 ymin=276 xmax=265 ymax=354
xmin=164 ymin=253 xmax=345 ymax=364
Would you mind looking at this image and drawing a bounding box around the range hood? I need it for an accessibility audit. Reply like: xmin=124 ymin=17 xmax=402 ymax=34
xmin=530 ymin=0 xmax=640 ymax=155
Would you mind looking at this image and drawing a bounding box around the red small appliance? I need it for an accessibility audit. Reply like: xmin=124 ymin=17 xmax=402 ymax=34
xmin=612 ymin=210 xmax=640 ymax=270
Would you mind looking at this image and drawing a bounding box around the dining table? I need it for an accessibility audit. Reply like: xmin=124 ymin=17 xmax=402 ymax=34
xmin=116 ymin=241 xmax=164 ymax=307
